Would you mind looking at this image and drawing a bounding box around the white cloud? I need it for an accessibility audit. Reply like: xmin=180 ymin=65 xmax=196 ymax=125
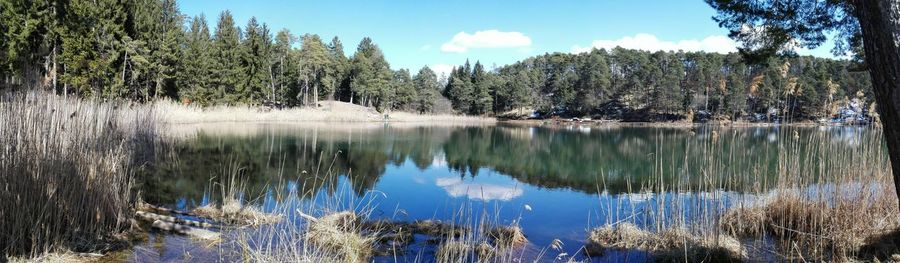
xmin=571 ymin=33 xmax=737 ymax=54
xmin=441 ymin=30 xmax=532 ymax=53
xmin=435 ymin=177 xmax=523 ymax=201
xmin=419 ymin=44 xmax=432 ymax=51
xmin=430 ymin=64 xmax=456 ymax=79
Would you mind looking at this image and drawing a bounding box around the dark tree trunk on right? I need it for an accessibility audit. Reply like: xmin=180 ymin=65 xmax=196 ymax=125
xmin=853 ymin=0 xmax=900 ymax=207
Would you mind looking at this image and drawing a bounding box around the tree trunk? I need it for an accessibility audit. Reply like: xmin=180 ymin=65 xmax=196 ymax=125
xmin=63 ymin=64 xmax=68 ymax=100
xmin=51 ymin=44 xmax=57 ymax=92
xmin=303 ymin=77 xmax=309 ymax=106
xmin=853 ymin=0 xmax=900 ymax=208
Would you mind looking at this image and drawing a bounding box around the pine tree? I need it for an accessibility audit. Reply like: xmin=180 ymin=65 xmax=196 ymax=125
xmin=723 ymin=53 xmax=748 ymax=118
xmin=211 ymin=10 xmax=242 ymax=104
xmin=298 ymin=34 xmax=331 ymax=106
xmin=328 ymin=36 xmax=349 ymax=101
xmin=445 ymin=63 xmax=474 ymax=114
xmin=414 ymin=66 xmax=440 ymax=113
xmin=349 ymin=37 xmax=392 ymax=108
xmin=471 ymin=61 xmax=492 ymax=115
xmin=239 ymin=17 xmax=272 ymax=105
xmin=272 ymin=29 xmax=295 ymax=106
xmin=178 ymin=15 xmax=213 ymax=105
xmin=0 ymin=0 xmax=64 ymax=89
xmin=573 ymin=49 xmax=611 ymax=114
xmin=60 ymin=0 xmax=129 ymax=98
xmin=391 ymin=69 xmax=417 ymax=110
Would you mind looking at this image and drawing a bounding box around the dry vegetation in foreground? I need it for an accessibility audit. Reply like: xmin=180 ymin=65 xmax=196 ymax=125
xmin=221 ymin=159 xmax=544 ymax=263
xmin=0 ymin=91 xmax=158 ymax=260
xmin=586 ymin=127 xmax=899 ymax=262
xmin=586 ymin=223 xmax=745 ymax=262
xmin=154 ymin=99 xmax=496 ymax=124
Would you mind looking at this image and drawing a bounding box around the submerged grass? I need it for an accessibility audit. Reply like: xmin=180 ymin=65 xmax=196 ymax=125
xmin=0 ymin=91 xmax=158 ymax=259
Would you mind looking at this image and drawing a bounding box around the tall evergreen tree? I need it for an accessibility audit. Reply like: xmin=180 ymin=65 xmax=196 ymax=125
xmin=470 ymin=61 xmax=493 ymax=115
xmin=349 ymin=37 xmax=391 ymax=108
xmin=178 ymin=14 xmax=213 ymax=105
xmin=391 ymin=69 xmax=417 ymax=111
xmin=327 ymin=36 xmax=349 ymax=101
xmin=238 ymin=17 xmax=272 ymax=104
xmin=60 ymin=0 xmax=129 ymax=97
xmin=298 ymin=34 xmax=332 ymax=106
xmin=574 ymin=49 xmax=611 ymax=114
xmin=271 ymin=29 xmax=295 ymax=105
xmin=211 ymin=10 xmax=242 ymax=104
xmin=414 ymin=66 xmax=440 ymax=113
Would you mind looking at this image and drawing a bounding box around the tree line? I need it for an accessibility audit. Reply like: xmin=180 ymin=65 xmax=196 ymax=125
xmin=0 ymin=0 xmax=444 ymax=112
xmin=1 ymin=0 xmax=873 ymax=121
xmin=444 ymin=49 xmax=873 ymax=121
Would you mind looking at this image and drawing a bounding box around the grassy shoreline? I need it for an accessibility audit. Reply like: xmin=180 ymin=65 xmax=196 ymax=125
xmin=154 ymin=100 xmax=496 ymax=124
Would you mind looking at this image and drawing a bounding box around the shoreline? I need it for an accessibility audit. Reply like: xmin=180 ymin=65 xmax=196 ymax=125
xmin=152 ymin=99 xmax=875 ymax=129
xmin=154 ymin=100 xmax=497 ymax=125
xmin=500 ymin=118 xmax=876 ymax=128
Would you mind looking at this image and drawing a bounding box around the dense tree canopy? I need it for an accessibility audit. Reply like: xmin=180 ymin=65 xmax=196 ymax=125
xmin=0 ymin=0 xmax=874 ymax=121
xmin=441 ymin=48 xmax=871 ymax=121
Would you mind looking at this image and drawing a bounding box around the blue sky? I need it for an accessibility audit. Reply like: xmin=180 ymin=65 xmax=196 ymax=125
xmin=179 ymin=0 xmax=835 ymax=77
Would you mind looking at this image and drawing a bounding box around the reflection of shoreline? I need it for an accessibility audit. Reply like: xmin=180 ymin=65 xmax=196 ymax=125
xmin=149 ymin=124 xmax=883 ymax=206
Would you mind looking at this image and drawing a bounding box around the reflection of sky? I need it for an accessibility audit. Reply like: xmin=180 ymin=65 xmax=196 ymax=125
xmin=430 ymin=155 xmax=447 ymax=168
xmin=435 ymin=176 xmax=523 ymax=201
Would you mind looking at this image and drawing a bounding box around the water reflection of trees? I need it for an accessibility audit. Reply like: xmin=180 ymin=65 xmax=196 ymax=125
xmin=142 ymin=125 xmax=879 ymax=205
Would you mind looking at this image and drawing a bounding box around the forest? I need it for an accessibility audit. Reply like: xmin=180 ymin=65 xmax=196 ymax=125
xmin=0 ymin=0 xmax=874 ymax=121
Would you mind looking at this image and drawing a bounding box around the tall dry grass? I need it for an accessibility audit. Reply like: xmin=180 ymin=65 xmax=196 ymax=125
xmin=0 ymin=91 xmax=158 ymax=259
xmin=588 ymin=127 xmax=897 ymax=261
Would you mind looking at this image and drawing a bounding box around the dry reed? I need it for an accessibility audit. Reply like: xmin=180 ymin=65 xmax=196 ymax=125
xmin=0 ymin=91 xmax=158 ymax=259
xmin=589 ymin=126 xmax=897 ymax=261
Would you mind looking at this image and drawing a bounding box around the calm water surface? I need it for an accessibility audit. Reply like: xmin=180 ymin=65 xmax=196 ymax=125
xmin=131 ymin=123 xmax=877 ymax=262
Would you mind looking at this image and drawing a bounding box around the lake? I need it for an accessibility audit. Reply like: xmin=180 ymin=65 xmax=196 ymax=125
xmin=130 ymin=123 xmax=883 ymax=262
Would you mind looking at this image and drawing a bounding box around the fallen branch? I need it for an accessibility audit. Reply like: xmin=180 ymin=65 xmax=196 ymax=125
xmin=135 ymin=211 xmax=218 ymax=229
xmin=150 ymin=220 xmax=221 ymax=241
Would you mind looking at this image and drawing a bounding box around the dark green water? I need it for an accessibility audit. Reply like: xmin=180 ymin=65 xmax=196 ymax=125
xmin=133 ymin=124 xmax=881 ymax=262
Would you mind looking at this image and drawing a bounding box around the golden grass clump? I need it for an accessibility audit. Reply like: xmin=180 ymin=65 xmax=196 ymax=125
xmin=304 ymin=211 xmax=375 ymax=263
xmin=0 ymin=91 xmax=158 ymax=258
xmin=586 ymin=223 xmax=746 ymax=261
xmin=586 ymin=223 xmax=652 ymax=254
xmin=486 ymin=225 xmax=528 ymax=248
